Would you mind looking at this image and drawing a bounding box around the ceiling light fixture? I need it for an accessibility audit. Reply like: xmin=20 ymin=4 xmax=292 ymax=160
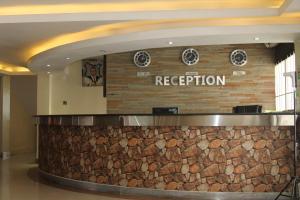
xmin=168 ymin=41 xmax=173 ymax=45
xmin=47 ymin=71 xmax=50 ymax=74
xmin=46 ymin=64 xmax=51 ymax=67
xmin=66 ymin=57 xmax=70 ymax=60
xmin=254 ymin=37 xmax=260 ymax=41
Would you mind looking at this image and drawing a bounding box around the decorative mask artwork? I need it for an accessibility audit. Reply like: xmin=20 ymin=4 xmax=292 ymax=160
xmin=82 ymin=56 xmax=105 ymax=87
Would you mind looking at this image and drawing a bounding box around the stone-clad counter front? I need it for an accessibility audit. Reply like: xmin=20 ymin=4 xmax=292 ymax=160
xmin=39 ymin=123 xmax=294 ymax=193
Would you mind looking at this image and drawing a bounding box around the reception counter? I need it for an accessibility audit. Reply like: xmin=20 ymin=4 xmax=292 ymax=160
xmin=37 ymin=114 xmax=295 ymax=199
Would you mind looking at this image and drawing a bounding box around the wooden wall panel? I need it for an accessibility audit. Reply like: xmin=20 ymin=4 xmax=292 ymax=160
xmin=106 ymin=44 xmax=275 ymax=114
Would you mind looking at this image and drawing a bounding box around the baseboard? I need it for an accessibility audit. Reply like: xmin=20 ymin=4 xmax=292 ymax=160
xmin=39 ymin=170 xmax=289 ymax=200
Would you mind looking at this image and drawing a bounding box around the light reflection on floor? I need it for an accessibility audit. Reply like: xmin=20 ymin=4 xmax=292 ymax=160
xmin=0 ymin=154 xmax=139 ymax=200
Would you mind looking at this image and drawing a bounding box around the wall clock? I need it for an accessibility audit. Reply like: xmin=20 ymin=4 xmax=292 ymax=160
xmin=230 ymin=49 xmax=247 ymax=66
xmin=182 ymin=48 xmax=199 ymax=66
xmin=133 ymin=51 xmax=151 ymax=67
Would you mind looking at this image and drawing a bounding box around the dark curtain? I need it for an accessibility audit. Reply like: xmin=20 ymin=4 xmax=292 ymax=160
xmin=274 ymin=43 xmax=295 ymax=64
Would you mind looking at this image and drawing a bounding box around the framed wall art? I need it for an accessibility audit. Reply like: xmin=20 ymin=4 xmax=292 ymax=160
xmin=82 ymin=56 xmax=105 ymax=87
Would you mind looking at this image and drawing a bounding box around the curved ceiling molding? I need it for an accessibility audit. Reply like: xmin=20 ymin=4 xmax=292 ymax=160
xmin=0 ymin=61 xmax=32 ymax=75
xmin=28 ymin=13 xmax=300 ymax=58
xmin=0 ymin=0 xmax=298 ymax=75
xmin=27 ymin=13 xmax=300 ymax=71
xmin=0 ymin=0 xmax=285 ymax=16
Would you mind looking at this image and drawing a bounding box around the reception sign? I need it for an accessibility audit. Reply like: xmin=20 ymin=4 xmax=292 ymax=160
xmin=155 ymin=75 xmax=225 ymax=86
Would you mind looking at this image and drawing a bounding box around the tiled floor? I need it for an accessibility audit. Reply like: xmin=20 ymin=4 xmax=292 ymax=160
xmin=0 ymin=154 xmax=289 ymax=200
xmin=0 ymin=154 xmax=146 ymax=200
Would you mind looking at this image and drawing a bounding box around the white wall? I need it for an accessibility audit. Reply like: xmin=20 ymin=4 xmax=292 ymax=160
xmin=37 ymin=61 xmax=107 ymax=115
xmin=37 ymin=73 xmax=50 ymax=115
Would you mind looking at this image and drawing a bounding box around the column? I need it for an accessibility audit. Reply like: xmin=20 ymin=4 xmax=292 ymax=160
xmin=295 ymin=41 xmax=300 ymax=112
xmin=0 ymin=76 xmax=10 ymax=160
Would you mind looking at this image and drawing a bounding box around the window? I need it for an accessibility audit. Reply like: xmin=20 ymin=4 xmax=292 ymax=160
xmin=275 ymin=53 xmax=296 ymax=111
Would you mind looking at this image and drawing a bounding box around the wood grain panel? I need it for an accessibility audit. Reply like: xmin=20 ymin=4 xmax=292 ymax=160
xmin=107 ymin=44 xmax=275 ymax=114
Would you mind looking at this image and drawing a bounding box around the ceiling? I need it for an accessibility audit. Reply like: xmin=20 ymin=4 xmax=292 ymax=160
xmin=0 ymin=0 xmax=299 ymax=74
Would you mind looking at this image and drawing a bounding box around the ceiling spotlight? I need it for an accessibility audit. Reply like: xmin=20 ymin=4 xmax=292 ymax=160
xmin=168 ymin=41 xmax=173 ymax=45
xmin=66 ymin=57 xmax=70 ymax=60
xmin=47 ymin=71 xmax=50 ymax=74
xmin=46 ymin=64 xmax=51 ymax=67
xmin=254 ymin=37 xmax=260 ymax=41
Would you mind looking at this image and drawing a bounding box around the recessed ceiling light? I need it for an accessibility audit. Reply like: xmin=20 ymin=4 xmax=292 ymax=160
xmin=168 ymin=41 xmax=173 ymax=45
xmin=254 ymin=37 xmax=260 ymax=41
xmin=66 ymin=57 xmax=70 ymax=60
xmin=47 ymin=71 xmax=50 ymax=74
xmin=46 ymin=64 xmax=51 ymax=67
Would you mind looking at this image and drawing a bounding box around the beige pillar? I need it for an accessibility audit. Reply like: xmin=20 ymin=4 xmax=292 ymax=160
xmin=0 ymin=76 xmax=10 ymax=160
xmin=37 ymin=73 xmax=51 ymax=115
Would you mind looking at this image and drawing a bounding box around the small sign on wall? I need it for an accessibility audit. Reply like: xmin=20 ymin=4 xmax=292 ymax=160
xmin=185 ymin=72 xmax=199 ymax=76
xmin=137 ymin=71 xmax=151 ymax=77
xmin=233 ymin=71 xmax=246 ymax=76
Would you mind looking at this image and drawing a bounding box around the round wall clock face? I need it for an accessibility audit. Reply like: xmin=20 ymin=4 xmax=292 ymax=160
xmin=133 ymin=51 xmax=151 ymax=67
xmin=230 ymin=49 xmax=247 ymax=66
xmin=182 ymin=48 xmax=200 ymax=66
